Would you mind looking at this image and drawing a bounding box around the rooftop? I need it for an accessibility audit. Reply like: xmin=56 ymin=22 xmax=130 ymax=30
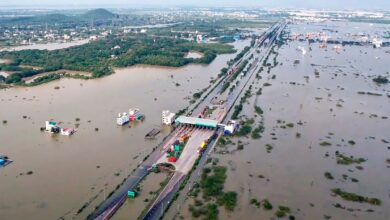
xmin=175 ymin=116 xmax=218 ymax=128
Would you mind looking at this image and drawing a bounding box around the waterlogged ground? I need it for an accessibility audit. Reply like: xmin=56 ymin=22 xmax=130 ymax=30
xmin=179 ymin=23 xmax=390 ymax=220
xmin=0 ymin=39 xmax=250 ymax=220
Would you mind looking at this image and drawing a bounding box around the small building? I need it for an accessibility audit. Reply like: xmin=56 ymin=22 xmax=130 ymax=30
xmin=61 ymin=128 xmax=75 ymax=136
xmin=162 ymin=110 xmax=176 ymax=125
xmin=129 ymin=108 xmax=144 ymax=121
xmin=45 ymin=121 xmax=60 ymax=133
xmin=224 ymin=120 xmax=238 ymax=135
xmin=117 ymin=112 xmax=129 ymax=125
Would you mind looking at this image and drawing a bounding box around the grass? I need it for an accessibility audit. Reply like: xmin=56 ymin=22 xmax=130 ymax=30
xmin=332 ymin=188 xmax=381 ymax=206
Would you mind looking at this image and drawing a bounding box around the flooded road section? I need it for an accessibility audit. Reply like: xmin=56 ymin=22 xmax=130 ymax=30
xmin=179 ymin=21 xmax=390 ymax=220
xmin=0 ymin=39 xmax=250 ymax=220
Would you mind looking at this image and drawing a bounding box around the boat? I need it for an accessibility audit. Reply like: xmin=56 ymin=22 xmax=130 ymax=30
xmin=145 ymin=128 xmax=160 ymax=139
xmin=0 ymin=155 xmax=13 ymax=168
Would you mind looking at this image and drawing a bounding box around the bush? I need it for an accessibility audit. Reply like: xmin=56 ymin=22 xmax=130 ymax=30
xmin=331 ymin=188 xmax=381 ymax=205
xmin=200 ymin=166 xmax=227 ymax=197
xmin=373 ymin=76 xmax=388 ymax=84
xmin=254 ymin=106 xmax=263 ymax=115
xmin=324 ymin=172 xmax=334 ymax=180
xmin=263 ymin=199 xmax=273 ymax=210
xmin=218 ymin=191 xmax=237 ymax=211
xmin=237 ymin=124 xmax=252 ymax=136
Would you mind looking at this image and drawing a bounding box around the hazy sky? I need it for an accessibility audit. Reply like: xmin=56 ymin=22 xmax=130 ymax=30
xmin=0 ymin=0 xmax=389 ymax=10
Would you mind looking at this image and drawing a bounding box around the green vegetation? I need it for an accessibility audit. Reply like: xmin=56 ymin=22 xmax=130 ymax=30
xmin=265 ymin=144 xmax=273 ymax=153
xmin=190 ymin=165 xmax=238 ymax=219
xmin=189 ymin=203 xmax=218 ymax=220
xmin=0 ymin=35 xmax=235 ymax=84
xmin=336 ymin=153 xmax=366 ymax=165
xmin=372 ymin=76 xmax=389 ymax=84
xmin=217 ymin=191 xmax=237 ymax=211
xmin=262 ymin=199 xmax=273 ymax=210
xmin=236 ymin=119 xmax=255 ymax=136
xmin=200 ymin=166 xmax=227 ymax=197
xmin=331 ymin=188 xmax=381 ymax=206
xmin=250 ymin=198 xmax=261 ymax=208
xmin=231 ymin=87 xmax=252 ymax=119
xmin=275 ymin=206 xmax=291 ymax=218
xmin=27 ymin=73 xmax=61 ymax=86
xmin=319 ymin=141 xmax=332 ymax=146
xmin=231 ymin=104 xmax=243 ymax=120
xmin=251 ymin=124 xmax=264 ymax=139
xmin=254 ymin=105 xmax=263 ymax=115
xmin=217 ymin=137 xmax=233 ymax=147
xmin=286 ymin=123 xmax=294 ymax=128
xmin=221 ymin=59 xmax=249 ymax=94
xmin=324 ymin=172 xmax=334 ymax=180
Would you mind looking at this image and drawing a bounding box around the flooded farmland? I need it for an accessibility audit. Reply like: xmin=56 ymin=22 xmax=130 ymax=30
xmin=179 ymin=21 xmax=390 ymax=220
xmin=0 ymin=37 xmax=250 ymax=220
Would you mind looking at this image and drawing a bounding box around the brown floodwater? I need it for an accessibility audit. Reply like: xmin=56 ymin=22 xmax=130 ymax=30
xmin=0 ymin=39 xmax=90 ymax=52
xmin=179 ymin=22 xmax=390 ymax=220
xmin=112 ymin=172 xmax=169 ymax=220
xmin=0 ymin=38 xmax=250 ymax=220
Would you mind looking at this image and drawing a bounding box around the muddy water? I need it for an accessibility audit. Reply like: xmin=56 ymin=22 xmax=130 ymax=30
xmin=112 ymin=172 xmax=169 ymax=220
xmin=0 ymin=39 xmax=90 ymax=52
xmin=0 ymin=39 xmax=250 ymax=220
xmin=180 ymin=23 xmax=390 ymax=220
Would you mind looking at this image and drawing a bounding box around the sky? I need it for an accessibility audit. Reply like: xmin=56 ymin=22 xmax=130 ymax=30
xmin=0 ymin=0 xmax=389 ymax=10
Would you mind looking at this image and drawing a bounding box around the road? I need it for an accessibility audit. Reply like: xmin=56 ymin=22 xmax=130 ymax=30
xmin=162 ymin=21 xmax=287 ymax=220
xmin=88 ymin=20 xmax=286 ymax=220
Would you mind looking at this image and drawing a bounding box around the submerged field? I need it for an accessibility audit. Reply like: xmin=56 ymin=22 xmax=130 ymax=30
xmin=0 ymin=39 xmax=250 ymax=220
xmin=178 ymin=22 xmax=390 ymax=220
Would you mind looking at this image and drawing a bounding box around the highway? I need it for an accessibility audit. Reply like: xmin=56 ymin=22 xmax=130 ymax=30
xmin=144 ymin=21 xmax=286 ymax=220
xmin=88 ymin=20 xmax=286 ymax=220
xmin=161 ymin=21 xmax=287 ymax=220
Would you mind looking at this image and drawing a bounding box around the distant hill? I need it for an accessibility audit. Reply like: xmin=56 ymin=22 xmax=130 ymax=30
xmin=82 ymin=9 xmax=118 ymax=20
xmin=0 ymin=8 xmax=118 ymax=25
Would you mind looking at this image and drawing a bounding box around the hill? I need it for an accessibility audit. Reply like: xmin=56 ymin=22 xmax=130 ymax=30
xmin=82 ymin=9 xmax=118 ymax=20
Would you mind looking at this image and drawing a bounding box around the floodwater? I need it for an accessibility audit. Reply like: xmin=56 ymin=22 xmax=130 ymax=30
xmin=0 ymin=39 xmax=90 ymax=52
xmin=112 ymin=172 xmax=169 ymax=220
xmin=180 ymin=21 xmax=390 ymax=220
xmin=0 ymin=39 xmax=250 ymax=220
xmin=184 ymin=51 xmax=204 ymax=59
